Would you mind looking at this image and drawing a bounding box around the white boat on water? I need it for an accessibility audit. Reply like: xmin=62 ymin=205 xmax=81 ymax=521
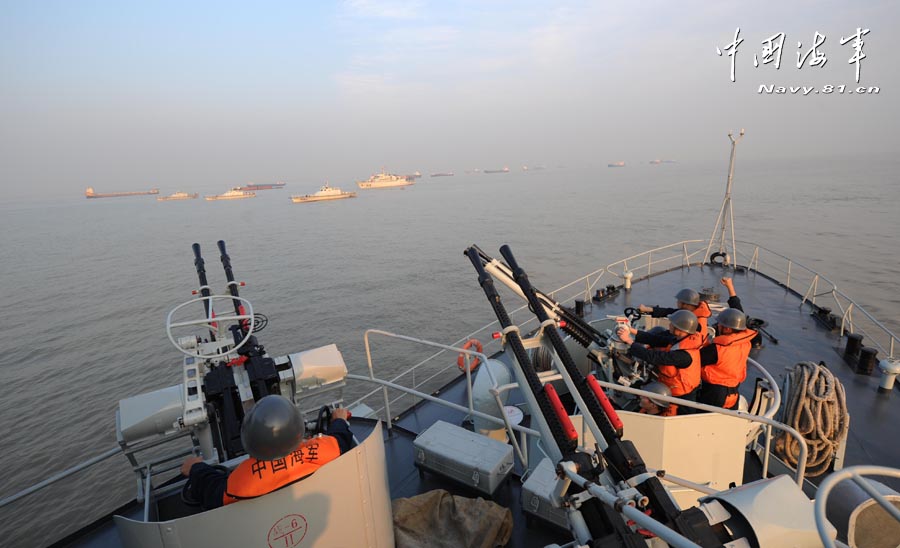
xmin=290 ymin=184 xmax=357 ymax=203
xmin=157 ymin=191 xmax=199 ymax=201
xmin=204 ymin=188 xmax=256 ymax=201
xmin=5 ymin=133 xmax=900 ymax=548
xmin=356 ymin=168 xmax=415 ymax=189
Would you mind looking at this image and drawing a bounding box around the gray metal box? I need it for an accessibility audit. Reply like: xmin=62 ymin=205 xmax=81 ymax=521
xmin=521 ymin=457 xmax=569 ymax=529
xmin=413 ymin=420 xmax=514 ymax=496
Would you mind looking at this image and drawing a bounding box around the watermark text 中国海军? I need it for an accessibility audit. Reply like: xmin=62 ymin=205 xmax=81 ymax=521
xmin=717 ymin=27 xmax=874 ymax=86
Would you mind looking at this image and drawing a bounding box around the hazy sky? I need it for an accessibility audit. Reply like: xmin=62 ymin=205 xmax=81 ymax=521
xmin=2 ymin=1 xmax=897 ymax=199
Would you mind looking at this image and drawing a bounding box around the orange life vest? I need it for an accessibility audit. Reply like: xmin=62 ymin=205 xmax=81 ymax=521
xmin=654 ymin=338 xmax=702 ymax=398
xmin=701 ymin=329 xmax=758 ymax=387
xmin=684 ymin=301 xmax=712 ymax=346
xmin=223 ymin=435 xmax=341 ymax=505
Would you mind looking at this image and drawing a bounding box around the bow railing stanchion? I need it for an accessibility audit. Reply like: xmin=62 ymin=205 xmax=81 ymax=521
xmin=363 ymin=330 xmax=392 ymax=430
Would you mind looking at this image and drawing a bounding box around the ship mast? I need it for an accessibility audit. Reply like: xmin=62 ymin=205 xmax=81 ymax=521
xmin=704 ymin=129 xmax=744 ymax=266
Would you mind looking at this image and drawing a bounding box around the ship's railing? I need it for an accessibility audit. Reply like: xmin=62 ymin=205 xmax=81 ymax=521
xmin=733 ymin=240 xmax=898 ymax=359
xmin=350 ymin=236 xmax=899 ymax=429
xmin=546 ymin=237 xmax=898 ymax=359
xmin=0 ymin=428 xmax=193 ymax=519
xmin=0 ymin=447 xmax=123 ymax=509
xmin=814 ymin=465 xmax=900 ymax=548
xmin=352 ymin=329 xmax=541 ymax=466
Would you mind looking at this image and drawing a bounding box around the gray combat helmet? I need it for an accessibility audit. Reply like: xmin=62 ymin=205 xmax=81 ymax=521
xmin=642 ymin=381 xmax=672 ymax=408
xmin=241 ymin=395 xmax=305 ymax=461
xmin=668 ymin=309 xmax=699 ymax=334
xmin=717 ymin=308 xmax=747 ymax=331
xmin=675 ymin=288 xmax=701 ymax=307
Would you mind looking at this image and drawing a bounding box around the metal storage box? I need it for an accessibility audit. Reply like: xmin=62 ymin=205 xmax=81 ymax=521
xmin=413 ymin=420 xmax=514 ymax=496
xmin=521 ymin=457 xmax=569 ymax=529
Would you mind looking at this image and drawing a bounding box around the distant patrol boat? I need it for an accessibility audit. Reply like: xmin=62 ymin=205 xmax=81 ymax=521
xmin=290 ymin=184 xmax=356 ymax=203
xmin=357 ymin=168 xmax=415 ymax=189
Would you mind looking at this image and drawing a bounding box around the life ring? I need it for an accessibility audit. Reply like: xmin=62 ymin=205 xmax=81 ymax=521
xmin=457 ymin=339 xmax=483 ymax=371
xmin=709 ymin=252 xmax=728 ymax=266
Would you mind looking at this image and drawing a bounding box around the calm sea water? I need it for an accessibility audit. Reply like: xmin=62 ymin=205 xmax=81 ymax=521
xmin=1 ymin=158 xmax=898 ymax=545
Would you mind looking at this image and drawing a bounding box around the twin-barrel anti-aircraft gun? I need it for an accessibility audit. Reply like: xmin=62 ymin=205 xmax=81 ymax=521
xmin=117 ymin=240 xmax=349 ymax=479
xmin=471 ymin=244 xmax=655 ymax=404
xmin=466 ymin=244 xmax=827 ymax=546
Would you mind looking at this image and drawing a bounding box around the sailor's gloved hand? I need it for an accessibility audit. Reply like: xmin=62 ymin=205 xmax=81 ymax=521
xmin=616 ymin=326 xmax=634 ymax=345
xmin=638 ymin=304 xmax=653 ymax=314
xmin=331 ymin=407 xmax=351 ymax=423
xmin=181 ymin=455 xmax=203 ymax=477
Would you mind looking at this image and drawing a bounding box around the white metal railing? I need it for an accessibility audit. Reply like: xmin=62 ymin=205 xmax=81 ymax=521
xmin=814 ymin=465 xmax=900 ymax=548
xmin=732 ymin=240 xmax=899 ymax=359
xmin=357 ymin=329 xmax=539 ymax=466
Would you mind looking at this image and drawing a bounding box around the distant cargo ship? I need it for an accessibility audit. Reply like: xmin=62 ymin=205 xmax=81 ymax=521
xmin=608 ymin=162 xmax=626 ymax=168
xmin=204 ymin=188 xmax=256 ymax=201
xmin=430 ymin=172 xmax=454 ymax=177
xmin=290 ymin=184 xmax=356 ymax=204
xmin=157 ymin=191 xmax=199 ymax=201
xmin=235 ymin=182 xmax=286 ymax=191
xmin=85 ymin=187 xmax=159 ymax=199
xmin=357 ymin=169 xmax=415 ymax=189
xmin=483 ymin=167 xmax=509 ymax=174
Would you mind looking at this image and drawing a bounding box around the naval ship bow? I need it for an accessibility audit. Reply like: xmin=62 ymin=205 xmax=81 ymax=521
xmin=4 ymin=131 xmax=900 ymax=548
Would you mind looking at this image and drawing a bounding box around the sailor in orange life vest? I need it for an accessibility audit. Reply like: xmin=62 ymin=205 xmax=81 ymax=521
xmin=180 ymin=395 xmax=355 ymax=510
xmin=616 ymin=309 xmax=703 ymax=416
xmin=698 ymin=277 xmax=758 ymax=410
xmin=637 ymin=288 xmax=712 ymax=344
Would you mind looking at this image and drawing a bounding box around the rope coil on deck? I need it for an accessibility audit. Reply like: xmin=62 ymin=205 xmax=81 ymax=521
xmin=775 ymin=361 xmax=850 ymax=478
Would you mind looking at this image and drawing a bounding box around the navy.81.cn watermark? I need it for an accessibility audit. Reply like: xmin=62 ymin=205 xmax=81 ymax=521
xmin=758 ymin=84 xmax=880 ymax=95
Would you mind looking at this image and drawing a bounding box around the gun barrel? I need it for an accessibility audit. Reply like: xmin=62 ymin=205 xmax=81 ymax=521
xmin=499 ymin=244 xmax=621 ymax=446
xmin=217 ymin=240 xmax=244 ymax=318
xmin=465 ymin=247 xmax=577 ymax=456
xmin=191 ymin=243 xmax=216 ymax=341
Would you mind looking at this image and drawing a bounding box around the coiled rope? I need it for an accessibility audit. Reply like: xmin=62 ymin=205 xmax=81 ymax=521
xmin=774 ymin=361 xmax=850 ymax=478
